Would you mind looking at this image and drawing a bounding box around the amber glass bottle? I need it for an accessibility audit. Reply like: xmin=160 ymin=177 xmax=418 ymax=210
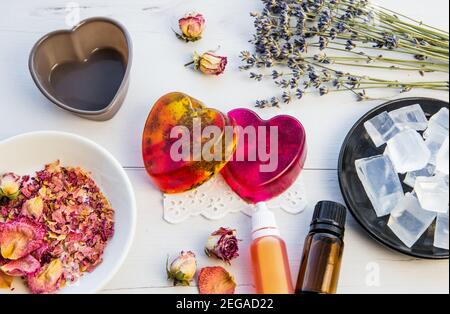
xmin=295 ymin=201 xmax=347 ymax=294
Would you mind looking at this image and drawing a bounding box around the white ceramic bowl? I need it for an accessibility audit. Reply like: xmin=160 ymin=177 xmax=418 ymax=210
xmin=0 ymin=131 xmax=136 ymax=294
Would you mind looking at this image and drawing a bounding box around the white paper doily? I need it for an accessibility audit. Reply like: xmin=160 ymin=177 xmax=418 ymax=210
xmin=163 ymin=175 xmax=308 ymax=223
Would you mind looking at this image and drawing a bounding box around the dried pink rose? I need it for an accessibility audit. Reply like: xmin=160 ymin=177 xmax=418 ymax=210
xmin=0 ymin=255 xmax=41 ymax=276
xmin=27 ymin=259 xmax=64 ymax=294
xmin=167 ymin=251 xmax=197 ymax=286
xmin=177 ymin=13 xmax=205 ymax=42
xmin=0 ymin=173 xmax=21 ymax=200
xmin=0 ymin=217 xmax=46 ymax=260
xmin=193 ymin=52 xmax=228 ymax=76
xmin=205 ymin=228 xmax=239 ymax=264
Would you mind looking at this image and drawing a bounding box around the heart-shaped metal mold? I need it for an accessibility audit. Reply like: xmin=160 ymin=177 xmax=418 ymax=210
xmin=29 ymin=17 xmax=132 ymax=121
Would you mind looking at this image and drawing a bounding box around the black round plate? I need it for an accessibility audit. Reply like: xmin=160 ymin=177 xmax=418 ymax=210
xmin=338 ymin=97 xmax=449 ymax=259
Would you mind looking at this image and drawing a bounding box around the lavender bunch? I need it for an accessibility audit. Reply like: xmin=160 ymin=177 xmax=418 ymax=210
xmin=241 ymin=0 xmax=449 ymax=107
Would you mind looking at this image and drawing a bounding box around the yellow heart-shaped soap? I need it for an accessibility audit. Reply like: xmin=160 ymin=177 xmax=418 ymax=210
xmin=142 ymin=92 xmax=237 ymax=193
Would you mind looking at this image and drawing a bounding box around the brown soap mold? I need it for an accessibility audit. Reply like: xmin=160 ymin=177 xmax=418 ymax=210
xmin=29 ymin=17 xmax=132 ymax=121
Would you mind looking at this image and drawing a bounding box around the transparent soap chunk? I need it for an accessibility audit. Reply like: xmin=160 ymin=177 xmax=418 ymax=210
xmin=389 ymin=104 xmax=428 ymax=131
xmin=355 ymin=155 xmax=404 ymax=217
xmin=429 ymin=107 xmax=449 ymax=130
xmin=436 ymin=136 xmax=449 ymax=175
xmin=438 ymin=173 xmax=449 ymax=188
xmin=425 ymin=132 xmax=447 ymax=166
xmin=424 ymin=107 xmax=449 ymax=141
xmin=364 ymin=111 xmax=401 ymax=147
xmin=388 ymin=193 xmax=437 ymax=248
xmin=414 ymin=176 xmax=449 ymax=213
xmin=386 ymin=129 xmax=431 ymax=173
xmin=404 ymin=164 xmax=436 ymax=188
xmin=434 ymin=211 xmax=449 ymax=250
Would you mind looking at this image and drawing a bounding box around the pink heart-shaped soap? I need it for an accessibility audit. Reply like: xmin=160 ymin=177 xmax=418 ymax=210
xmin=221 ymin=109 xmax=307 ymax=204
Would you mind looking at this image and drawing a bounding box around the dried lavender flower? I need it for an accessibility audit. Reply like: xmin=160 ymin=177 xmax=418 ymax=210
xmin=282 ymin=91 xmax=292 ymax=104
xmin=241 ymin=0 xmax=449 ymax=107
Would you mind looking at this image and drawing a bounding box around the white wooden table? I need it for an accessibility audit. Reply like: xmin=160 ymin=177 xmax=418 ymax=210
xmin=1 ymin=0 xmax=449 ymax=294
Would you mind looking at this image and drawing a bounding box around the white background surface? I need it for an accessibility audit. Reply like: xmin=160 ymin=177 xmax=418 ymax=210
xmin=0 ymin=0 xmax=449 ymax=294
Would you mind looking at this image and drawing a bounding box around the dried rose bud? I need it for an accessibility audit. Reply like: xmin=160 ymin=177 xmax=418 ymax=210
xmin=205 ymin=227 xmax=239 ymax=264
xmin=192 ymin=52 xmax=228 ymax=75
xmin=0 ymin=173 xmax=21 ymax=200
xmin=166 ymin=251 xmax=197 ymax=286
xmin=177 ymin=13 xmax=205 ymax=42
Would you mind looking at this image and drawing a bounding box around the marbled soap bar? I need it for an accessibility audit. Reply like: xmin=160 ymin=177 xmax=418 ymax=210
xmin=142 ymin=92 xmax=237 ymax=193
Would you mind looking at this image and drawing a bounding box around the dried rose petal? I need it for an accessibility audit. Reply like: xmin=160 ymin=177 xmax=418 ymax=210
xmin=31 ymin=242 xmax=49 ymax=261
xmin=0 ymin=218 xmax=46 ymax=260
xmin=27 ymin=259 xmax=63 ymax=294
xmin=0 ymin=271 xmax=13 ymax=289
xmin=205 ymin=227 xmax=239 ymax=264
xmin=0 ymin=161 xmax=115 ymax=293
xmin=45 ymin=160 xmax=61 ymax=174
xmin=22 ymin=196 xmax=44 ymax=219
xmin=0 ymin=255 xmax=40 ymax=276
xmin=198 ymin=266 xmax=236 ymax=294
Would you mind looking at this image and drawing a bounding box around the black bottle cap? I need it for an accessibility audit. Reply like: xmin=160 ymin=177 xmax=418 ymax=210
xmin=310 ymin=201 xmax=347 ymax=236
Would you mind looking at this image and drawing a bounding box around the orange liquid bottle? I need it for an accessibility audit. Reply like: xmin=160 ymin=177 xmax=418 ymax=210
xmin=250 ymin=203 xmax=294 ymax=294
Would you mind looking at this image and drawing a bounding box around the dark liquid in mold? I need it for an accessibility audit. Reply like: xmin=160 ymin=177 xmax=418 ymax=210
xmin=49 ymin=48 xmax=126 ymax=111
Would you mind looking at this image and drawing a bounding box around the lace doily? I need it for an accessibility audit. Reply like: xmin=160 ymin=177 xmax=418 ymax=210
xmin=163 ymin=175 xmax=308 ymax=223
